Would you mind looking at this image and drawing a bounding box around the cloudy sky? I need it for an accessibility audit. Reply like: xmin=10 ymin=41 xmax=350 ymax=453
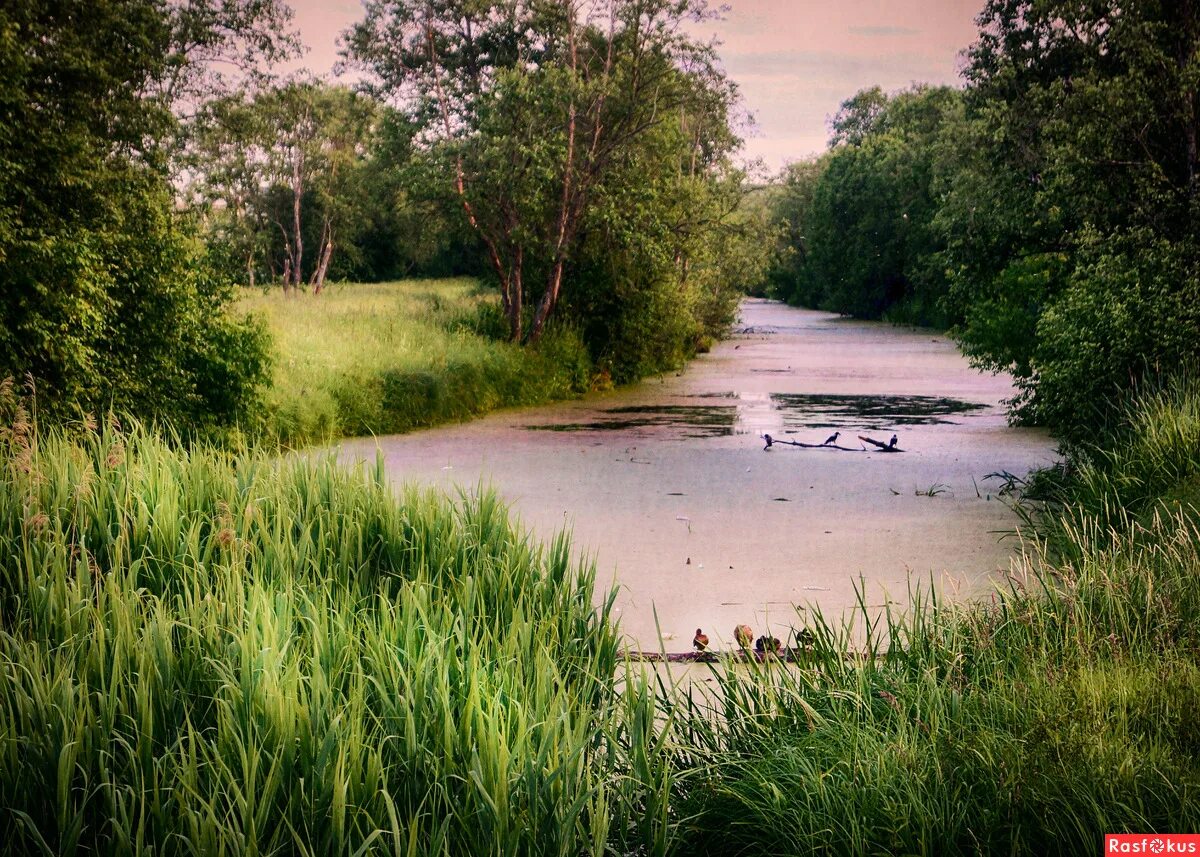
xmin=288 ymin=0 xmax=983 ymax=170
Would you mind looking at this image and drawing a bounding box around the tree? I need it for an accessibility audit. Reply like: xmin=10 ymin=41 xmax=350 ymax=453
xmin=344 ymin=0 xmax=737 ymax=344
xmin=188 ymin=80 xmax=378 ymax=292
xmin=942 ymin=0 xmax=1200 ymax=437
xmin=0 ymin=0 xmax=294 ymax=428
xmin=767 ymin=85 xmax=964 ymax=325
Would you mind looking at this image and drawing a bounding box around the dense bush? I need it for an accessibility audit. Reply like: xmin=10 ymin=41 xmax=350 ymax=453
xmin=0 ymin=0 xmax=277 ymax=433
xmin=1028 ymin=234 xmax=1200 ymax=441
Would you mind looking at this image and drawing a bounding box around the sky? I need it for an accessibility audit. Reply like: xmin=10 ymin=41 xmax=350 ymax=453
xmin=287 ymin=0 xmax=983 ymax=170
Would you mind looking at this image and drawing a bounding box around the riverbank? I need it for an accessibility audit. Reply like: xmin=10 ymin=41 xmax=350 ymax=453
xmin=663 ymin=379 xmax=1200 ymax=854
xmin=240 ymin=279 xmax=592 ymax=446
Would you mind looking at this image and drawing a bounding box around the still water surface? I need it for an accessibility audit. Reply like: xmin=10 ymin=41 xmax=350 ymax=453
xmin=340 ymin=299 xmax=1057 ymax=649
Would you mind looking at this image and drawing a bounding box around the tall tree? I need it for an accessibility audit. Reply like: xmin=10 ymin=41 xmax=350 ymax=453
xmin=187 ymin=80 xmax=378 ymax=292
xmin=344 ymin=0 xmax=735 ymax=343
xmin=943 ymin=0 xmax=1200 ymax=436
xmin=768 ymin=85 xmax=964 ymax=325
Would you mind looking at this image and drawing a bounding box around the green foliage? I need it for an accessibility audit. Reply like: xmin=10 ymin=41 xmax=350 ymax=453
xmin=187 ymin=80 xmax=382 ymax=291
xmin=0 ymin=418 xmax=671 ymax=855
xmin=770 ymin=2 xmax=1200 ymax=436
xmin=0 ymin=0 xmax=287 ymax=431
xmin=345 ymin=0 xmax=752 ymax=354
xmin=768 ymin=85 xmax=963 ymax=326
xmin=943 ymin=1 xmax=1200 ymax=436
xmin=1026 ymin=234 xmax=1200 ymax=437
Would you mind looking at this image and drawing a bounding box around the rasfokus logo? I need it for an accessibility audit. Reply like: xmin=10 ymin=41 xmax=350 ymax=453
xmin=1106 ymin=835 xmax=1200 ymax=854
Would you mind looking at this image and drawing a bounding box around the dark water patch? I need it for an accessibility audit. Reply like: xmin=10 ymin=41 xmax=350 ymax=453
xmin=525 ymin=393 xmax=991 ymax=439
xmin=527 ymin=404 xmax=738 ymax=437
xmin=770 ymin=393 xmax=990 ymax=429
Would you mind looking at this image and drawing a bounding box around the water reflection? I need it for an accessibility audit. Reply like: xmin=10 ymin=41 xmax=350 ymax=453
xmin=526 ymin=392 xmax=993 ymax=438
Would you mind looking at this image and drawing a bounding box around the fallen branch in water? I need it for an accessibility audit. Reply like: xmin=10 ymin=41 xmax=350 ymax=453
xmin=858 ymin=435 xmax=904 ymax=452
xmin=762 ymin=434 xmax=861 ymax=451
xmin=618 ymin=648 xmax=871 ymax=664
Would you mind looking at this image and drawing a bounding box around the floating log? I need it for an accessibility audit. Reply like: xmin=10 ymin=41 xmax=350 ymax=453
xmin=858 ymin=435 xmax=904 ymax=453
xmin=617 ymin=648 xmax=872 ymax=664
xmin=762 ymin=433 xmax=861 ymax=451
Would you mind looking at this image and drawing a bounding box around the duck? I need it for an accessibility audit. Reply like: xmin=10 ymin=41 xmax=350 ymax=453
xmin=692 ymin=628 xmax=709 ymax=651
xmin=734 ymin=624 xmax=754 ymax=649
xmin=795 ymin=628 xmax=815 ymax=648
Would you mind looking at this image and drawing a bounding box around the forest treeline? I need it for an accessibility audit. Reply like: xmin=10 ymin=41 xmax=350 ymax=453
xmin=767 ymin=0 xmax=1200 ymax=444
xmin=1 ymin=0 xmax=765 ymax=434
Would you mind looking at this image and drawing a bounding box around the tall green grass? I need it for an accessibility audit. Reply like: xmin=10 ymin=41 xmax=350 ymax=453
xmin=1014 ymin=374 xmax=1200 ymax=561
xmin=241 ymin=280 xmax=592 ymax=446
xmin=663 ymin=383 xmax=1200 ymax=855
xmin=0 ymin=412 xmax=671 ymax=855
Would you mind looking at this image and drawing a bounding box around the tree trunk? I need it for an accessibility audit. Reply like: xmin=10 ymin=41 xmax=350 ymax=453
xmin=291 ymin=139 xmax=305 ymax=288
xmin=508 ymin=247 xmax=524 ymax=342
xmin=527 ymin=1 xmax=580 ymax=345
xmin=311 ymin=221 xmax=333 ymax=294
xmin=528 ymin=258 xmax=564 ymax=344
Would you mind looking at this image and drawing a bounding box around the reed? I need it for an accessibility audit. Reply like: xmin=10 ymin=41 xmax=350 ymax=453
xmin=664 ymin=384 xmax=1200 ymax=855
xmin=0 ymin=415 xmax=666 ymax=855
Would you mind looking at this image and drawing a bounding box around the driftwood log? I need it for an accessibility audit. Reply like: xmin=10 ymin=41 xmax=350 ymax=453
xmin=858 ymin=435 xmax=904 ymax=452
xmin=762 ymin=433 xmax=904 ymax=453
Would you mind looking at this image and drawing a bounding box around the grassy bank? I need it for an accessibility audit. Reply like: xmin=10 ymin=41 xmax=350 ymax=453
xmin=665 ymin=382 xmax=1200 ymax=854
xmin=3 ymin=386 xmax=1199 ymax=854
xmin=241 ymin=279 xmax=591 ymax=446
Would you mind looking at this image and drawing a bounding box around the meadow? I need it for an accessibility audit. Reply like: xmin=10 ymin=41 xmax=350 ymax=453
xmin=240 ymin=280 xmax=592 ymax=447
xmin=2 ymin=383 xmax=1199 ymax=855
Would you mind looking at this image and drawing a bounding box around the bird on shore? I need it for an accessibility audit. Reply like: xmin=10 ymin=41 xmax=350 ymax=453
xmin=693 ymin=628 xmax=709 ymax=651
xmin=889 ymin=433 xmax=898 ymax=448
xmin=823 ymin=431 xmax=840 ymax=446
xmin=734 ymin=624 xmax=754 ymax=649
